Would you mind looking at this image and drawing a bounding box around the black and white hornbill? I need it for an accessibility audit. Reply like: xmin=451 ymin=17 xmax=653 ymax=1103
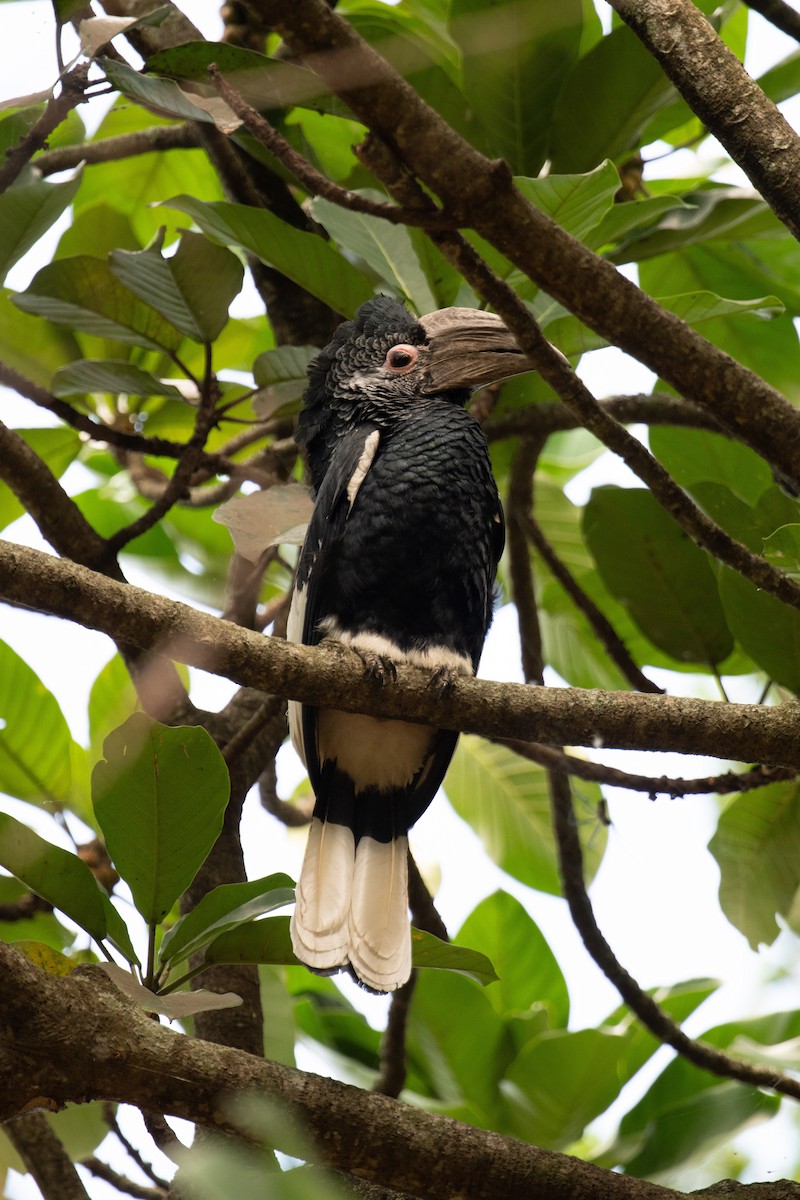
xmin=288 ymin=296 xmax=530 ymax=993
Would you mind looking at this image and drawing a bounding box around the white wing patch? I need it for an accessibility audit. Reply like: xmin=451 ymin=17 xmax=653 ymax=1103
xmin=346 ymin=429 xmax=380 ymax=511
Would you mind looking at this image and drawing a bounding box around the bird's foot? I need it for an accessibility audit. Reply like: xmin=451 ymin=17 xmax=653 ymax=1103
xmin=355 ymin=647 xmax=397 ymax=686
xmin=427 ymin=665 xmax=461 ymax=693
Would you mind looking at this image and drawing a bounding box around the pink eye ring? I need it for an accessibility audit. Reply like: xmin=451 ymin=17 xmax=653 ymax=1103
xmin=384 ymin=344 xmax=419 ymax=372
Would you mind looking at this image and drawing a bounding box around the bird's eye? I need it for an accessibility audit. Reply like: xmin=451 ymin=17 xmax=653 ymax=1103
xmin=385 ymin=345 xmax=418 ymax=373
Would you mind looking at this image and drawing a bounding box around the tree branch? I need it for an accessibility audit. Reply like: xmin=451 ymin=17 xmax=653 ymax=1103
xmin=0 ymin=68 xmax=90 ymax=193
xmin=742 ymin=0 xmax=800 ymax=42
xmin=4 ymin=1112 xmax=90 ymax=1200
xmin=547 ymin=768 xmax=800 ymax=1103
xmin=485 ymin=394 xmax=721 ymax=442
xmin=0 ymin=941 xmax=689 ymax=1200
xmin=2 ymin=539 xmax=800 ymax=766
xmin=255 ymin=0 xmax=800 ymax=490
xmin=34 ymin=124 xmax=199 ymax=176
xmin=608 ymin=0 xmax=800 ymax=240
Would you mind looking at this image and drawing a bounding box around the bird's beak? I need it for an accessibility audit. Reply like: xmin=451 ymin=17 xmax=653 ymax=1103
xmin=418 ymin=307 xmax=532 ymax=393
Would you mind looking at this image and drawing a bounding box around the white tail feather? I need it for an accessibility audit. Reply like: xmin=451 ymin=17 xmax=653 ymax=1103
xmin=291 ymin=818 xmax=354 ymax=972
xmin=348 ymin=836 xmax=411 ymax=992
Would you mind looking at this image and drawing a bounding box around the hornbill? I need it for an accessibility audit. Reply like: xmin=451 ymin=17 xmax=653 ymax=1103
xmin=288 ymin=296 xmax=530 ymax=993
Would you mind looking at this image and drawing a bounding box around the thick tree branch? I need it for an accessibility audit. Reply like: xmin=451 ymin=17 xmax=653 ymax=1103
xmin=2 ymin=539 xmax=800 ymax=767
xmin=485 ymin=394 xmax=721 ymax=442
xmin=34 ymin=124 xmax=199 ymax=176
xmin=253 ymin=0 xmax=800 ymax=490
xmin=608 ymin=0 xmax=800 ymax=241
xmin=0 ymin=941 xmax=688 ymax=1200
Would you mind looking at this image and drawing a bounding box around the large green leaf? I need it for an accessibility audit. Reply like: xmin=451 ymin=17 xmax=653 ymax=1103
xmin=309 ymin=194 xmax=438 ymax=314
xmin=0 ymin=170 xmax=82 ymax=284
xmin=159 ymin=873 xmax=296 ymax=969
xmin=51 ymin=360 xmax=185 ymax=399
xmin=719 ymin=567 xmax=800 ymax=694
xmin=458 ymin=891 xmax=569 ymax=1027
xmin=73 ymin=98 xmax=224 ymax=244
xmin=0 ymin=876 xmax=73 ymax=952
xmin=515 ymin=160 xmax=620 ymax=244
xmin=0 ymin=427 xmax=80 ymax=533
xmin=603 ymin=1009 xmax=800 ymax=1174
xmin=12 ymin=256 xmax=184 ymax=351
xmin=0 ymin=639 xmax=74 ymax=807
xmin=92 ymin=714 xmax=230 ymax=924
xmin=450 ymin=0 xmax=584 ymax=175
xmin=443 ymin=736 xmax=607 ymax=895
xmin=109 ymin=231 xmax=244 ymax=343
xmin=608 ymin=189 xmax=779 ymax=266
xmin=410 ymin=962 xmax=512 ymax=1117
xmin=87 ymin=654 xmax=140 ymax=764
xmin=163 ymin=196 xmax=374 ymax=318
xmin=0 ymin=813 xmax=107 ymax=944
xmin=549 ymin=25 xmax=675 ymax=173
xmin=649 ymin=427 xmax=774 ymax=507
xmin=0 ymin=288 xmax=81 ymax=387
xmin=504 ymin=1027 xmax=631 ymax=1148
xmin=144 ymin=41 xmax=347 ymax=116
xmin=709 ymin=781 xmax=800 ymax=949
xmin=583 ymin=487 xmax=733 ymax=666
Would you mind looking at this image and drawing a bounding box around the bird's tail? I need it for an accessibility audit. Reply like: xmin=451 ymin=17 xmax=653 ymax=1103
xmin=290 ymin=768 xmax=412 ymax=993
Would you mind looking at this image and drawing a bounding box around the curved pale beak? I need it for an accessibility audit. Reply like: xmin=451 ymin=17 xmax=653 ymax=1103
xmin=418 ymin=307 xmax=532 ymax=392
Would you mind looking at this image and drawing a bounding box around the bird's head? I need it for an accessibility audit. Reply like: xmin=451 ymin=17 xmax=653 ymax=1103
xmin=298 ymin=296 xmax=531 ymax=487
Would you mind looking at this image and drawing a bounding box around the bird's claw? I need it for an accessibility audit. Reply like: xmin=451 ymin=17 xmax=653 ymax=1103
xmin=355 ymin=648 xmax=397 ymax=686
xmin=427 ymin=665 xmax=460 ymax=693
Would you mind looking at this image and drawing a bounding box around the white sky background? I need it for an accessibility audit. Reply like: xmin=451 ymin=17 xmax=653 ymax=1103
xmin=1 ymin=2 xmax=800 ymax=1195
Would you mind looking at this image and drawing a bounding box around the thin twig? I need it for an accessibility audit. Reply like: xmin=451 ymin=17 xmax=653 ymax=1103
xmin=407 ymin=852 xmax=448 ymax=943
xmin=506 ymin=439 xmax=545 ymax=686
xmin=522 ymin=512 xmax=663 ymax=694
xmin=34 ymin=124 xmax=199 ymax=176
xmin=101 ymin=1102 xmax=168 ymax=1188
xmin=548 ymin=767 xmax=800 ymax=1102
xmin=106 ymin=352 xmax=221 ymax=553
xmin=0 ymin=68 xmax=90 ymax=193
xmin=373 ymin=975 xmax=417 ymax=1099
xmin=503 ymin=740 xmax=798 ymax=797
xmin=79 ymin=1157 xmax=167 ymax=1199
xmin=259 ymin=759 xmax=313 ymax=827
xmin=207 ymin=63 xmax=456 ymax=229
xmin=142 ymin=1112 xmax=183 ymax=1164
xmin=5 ymin=1112 xmax=90 ymax=1200
xmin=486 ymin=393 xmax=720 ymax=442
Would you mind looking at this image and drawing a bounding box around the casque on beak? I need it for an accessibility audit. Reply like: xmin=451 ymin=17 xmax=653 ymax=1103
xmin=417 ymin=307 xmax=532 ymax=393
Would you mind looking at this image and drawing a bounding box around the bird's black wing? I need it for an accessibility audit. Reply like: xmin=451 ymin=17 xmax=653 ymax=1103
xmin=289 ymin=423 xmax=381 ymax=792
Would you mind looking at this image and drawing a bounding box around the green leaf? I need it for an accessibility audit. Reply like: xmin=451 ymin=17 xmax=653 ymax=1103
xmin=163 ymin=195 xmax=374 ymax=318
xmin=457 ymin=891 xmax=569 ymax=1026
xmin=0 ymin=288 xmax=81 ymax=387
xmin=719 ymin=567 xmax=800 ymax=694
xmin=252 ymin=344 xmax=317 ymax=418
xmin=309 ymin=194 xmax=438 ymax=314
xmin=0 ymin=639 xmax=74 ymax=807
xmin=88 ymin=654 xmax=140 ymax=763
xmin=205 ymin=914 xmax=295 ymax=965
xmin=12 ymin=256 xmax=184 ymax=351
xmin=409 ymin=929 xmax=498 ymax=985
xmin=0 ymin=812 xmax=107 ymax=943
xmin=618 ymin=1082 xmax=777 ymax=1176
xmin=515 ymin=160 xmax=620 ymax=243
xmin=583 ymin=487 xmax=733 ymax=666
xmin=451 ymin=0 xmax=583 ymax=175
xmin=0 ymin=877 xmax=73 ymax=952
xmin=608 ymin=189 xmax=777 ymax=265
xmin=51 ymin=359 xmax=185 ymax=399
xmin=101 ymin=57 xmax=235 ymax=128
xmin=0 ymin=427 xmax=80 ymax=533
xmin=410 ymin=962 xmax=511 ymax=1117
xmin=549 ymin=25 xmax=675 ymax=173
xmin=763 ymin=524 xmax=800 ymax=581
xmin=92 ymin=713 xmax=230 ymax=924
xmin=109 ymin=231 xmax=244 ymax=342
xmin=504 ymin=1028 xmax=631 ymax=1148
xmin=0 ymin=170 xmax=83 ymax=284
xmin=99 ymin=892 xmax=140 ymax=965
xmin=55 ymin=203 xmax=141 ymax=261
xmin=159 ymin=873 xmax=296 ymax=968
xmin=144 ymin=41 xmax=348 ymax=116
xmin=709 ymin=781 xmax=800 ymax=949
xmin=443 ymin=736 xmax=607 ymax=895
xmin=649 ymin=426 xmax=773 ymax=507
